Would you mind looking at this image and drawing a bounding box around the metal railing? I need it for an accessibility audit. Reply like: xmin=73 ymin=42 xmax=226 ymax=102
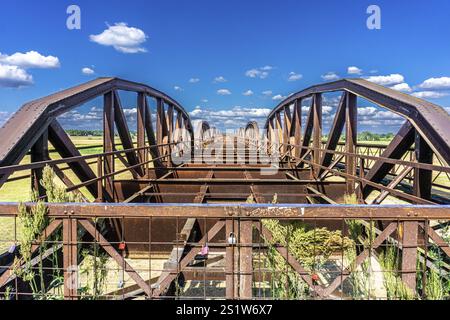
xmin=0 ymin=203 xmax=449 ymax=300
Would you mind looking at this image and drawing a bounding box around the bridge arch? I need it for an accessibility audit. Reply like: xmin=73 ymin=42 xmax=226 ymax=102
xmin=245 ymin=121 xmax=260 ymax=140
xmin=263 ymin=78 xmax=450 ymax=202
xmin=0 ymin=77 xmax=195 ymax=199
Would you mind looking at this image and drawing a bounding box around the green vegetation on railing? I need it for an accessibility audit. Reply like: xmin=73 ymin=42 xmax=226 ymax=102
xmin=254 ymin=194 xmax=355 ymax=299
xmin=11 ymin=166 xmax=108 ymax=300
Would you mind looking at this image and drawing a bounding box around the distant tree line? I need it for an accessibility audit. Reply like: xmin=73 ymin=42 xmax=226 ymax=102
xmin=357 ymin=131 xmax=394 ymax=141
xmin=324 ymin=132 xmax=395 ymax=143
xmin=66 ymin=129 xmax=137 ymax=138
xmin=66 ymin=129 xmax=104 ymax=136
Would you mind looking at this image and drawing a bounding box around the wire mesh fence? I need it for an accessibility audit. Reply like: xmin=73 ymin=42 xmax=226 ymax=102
xmin=0 ymin=204 xmax=449 ymax=300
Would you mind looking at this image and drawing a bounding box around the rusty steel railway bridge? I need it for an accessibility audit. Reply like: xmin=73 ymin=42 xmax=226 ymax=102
xmin=0 ymin=77 xmax=449 ymax=300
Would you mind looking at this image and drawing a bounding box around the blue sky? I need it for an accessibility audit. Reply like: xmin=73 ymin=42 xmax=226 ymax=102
xmin=1 ymin=0 xmax=450 ymax=133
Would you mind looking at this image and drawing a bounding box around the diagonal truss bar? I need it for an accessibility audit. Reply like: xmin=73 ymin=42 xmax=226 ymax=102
xmin=0 ymin=219 xmax=62 ymax=287
xmin=360 ymin=121 xmax=416 ymax=199
xmin=371 ymin=166 xmax=413 ymax=204
xmin=298 ymin=98 xmax=315 ymax=168
xmin=51 ymin=164 xmax=87 ymax=201
xmin=152 ymin=220 xmax=225 ymax=297
xmin=113 ymin=91 xmax=143 ymax=177
xmin=255 ymin=223 xmax=325 ymax=297
xmin=292 ymin=99 xmax=302 ymax=158
xmin=146 ymin=97 xmax=166 ymax=177
xmin=319 ymin=93 xmax=346 ymax=177
xmin=79 ymin=219 xmax=152 ymax=296
xmin=321 ymin=222 xmax=399 ymax=297
xmin=48 ymin=120 xmax=99 ymax=199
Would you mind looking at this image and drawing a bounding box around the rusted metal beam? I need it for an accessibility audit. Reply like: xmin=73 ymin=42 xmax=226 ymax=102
xmin=312 ymin=94 xmax=322 ymax=178
xmin=145 ymin=97 xmax=165 ymax=177
xmin=156 ymin=98 xmax=168 ymax=158
xmin=136 ymin=93 xmax=146 ymax=172
xmin=345 ymin=92 xmax=357 ymax=195
xmin=63 ymin=217 xmax=78 ymax=299
xmin=264 ymin=78 xmax=450 ymax=164
xmin=371 ymin=166 xmax=413 ymax=204
xmin=413 ymin=132 xmax=433 ymax=200
xmin=401 ymin=221 xmax=419 ymax=293
xmin=283 ymin=105 xmax=292 ymax=156
xmin=51 ymin=164 xmax=87 ymax=201
xmin=30 ymin=129 xmax=49 ymax=197
xmin=319 ymin=93 xmax=346 ymax=178
xmin=293 ymin=99 xmax=302 ymax=158
xmin=79 ymin=219 xmax=152 ymax=296
xmin=103 ymin=91 xmax=115 ymax=201
xmin=2 ymin=203 xmax=448 ymax=219
xmin=322 ymin=222 xmax=399 ymax=297
xmin=152 ymin=220 xmax=225 ymax=297
xmin=360 ymin=121 xmax=416 ymax=199
xmin=114 ymin=91 xmax=143 ymax=177
xmin=0 ymin=219 xmax=62 ymax=288
xmin=298 ymin=98 xmax=314 ymax=168
xmin=48 ymin=121 xmax=99 ymax=199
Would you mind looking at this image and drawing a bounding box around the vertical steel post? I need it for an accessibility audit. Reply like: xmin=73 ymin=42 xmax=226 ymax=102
xmin=401 ymin=221 xmax=418 ymax=294
xmin=283 ymin=105 xmax=292 ymax=156
xmin=312 ymin=93 xmax=322 ymax=177
xmin=30 ymin=129 xmax=49 ymax=197
xmin=413 ymin=132 xmax=433 ymax=200
xmin=137 ymin=93 xmax=146 ymax=175
xmin=239 ymin=219 xmax=253 ymax=299
xmin=103 ymin=91 xmax=115 ymax=201
xmin=63 ymin=217 xmax=78 ymax=300
xmin=225 ymin=219 xmax=235 ymax=299
xmin=293 ymin=99 xmax=302 ymax=158
xmin=346 ymin=92 xmax=357 ymax=195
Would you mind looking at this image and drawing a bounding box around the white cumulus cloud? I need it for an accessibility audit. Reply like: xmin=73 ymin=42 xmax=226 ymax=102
xmin=217 ymin=89 xmax=231 ymax=95
xmin=321 ymin=72 xmax=339 ymax=81
xmin=0 ymin=51 xmax=60 ymax=69
xmin=82 ymin=67 xmax=95 ymax=75
xmin=412 ymin=91 xmax=449 ymax=99
xmin=366 ymin=74 xmax=404 ymax=86
xmin=272 ymin=94 xmax=285 ymax=101
xmin=90 ymin=23 xmax=148 ymax=54
xmin=288 ymin=72 xmax=302 ymax=82
xmin=243 ymin=90 xmax=254 ymax=96
xmin=213 ymin=76 xmax=227 ymax=83
xmin=0 ymin=64 xmax=33 ymax=88
xmin=418 ymin=77 xmax=450 ymax=90
xmin=348 ymin=66 xmax=362 ymax=75
xmin=189 ymin=78 xmax=200 ymax=83
xmin=245 ymin=66 xmax=273 ymax=79
xmin=390 ymin=82 xmax=412 ymax=92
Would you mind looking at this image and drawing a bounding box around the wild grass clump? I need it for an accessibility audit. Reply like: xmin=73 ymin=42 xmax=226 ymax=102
xmin=260 ymin=194 xmax=354 ymax=299
xmin=13 ymin=166 xmax=105 ymax=299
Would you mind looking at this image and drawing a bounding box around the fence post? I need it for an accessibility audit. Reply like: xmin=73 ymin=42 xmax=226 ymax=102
xmin=63 ymin=216 xmax=78 ymax=300
xmin=401 ymin=221 xmax=418 ymax=294
xmin=225 ymin=219 xmax=235 ymax=299
xmin=239 ymin=219 xmax=253 ymax=299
